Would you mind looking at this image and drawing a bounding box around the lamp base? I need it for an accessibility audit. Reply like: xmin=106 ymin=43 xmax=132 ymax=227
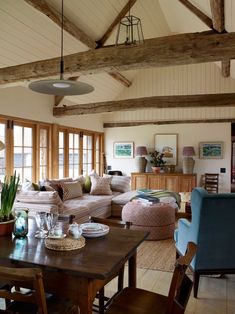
xmin=183 ymin=157 xmax=195 ymax=174
xmin=135 ymin=157 xmax=147 ymax=173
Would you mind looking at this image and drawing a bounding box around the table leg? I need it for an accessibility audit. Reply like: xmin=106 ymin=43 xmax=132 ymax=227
xmin=128 ymin=251 xmax=137 ymax=288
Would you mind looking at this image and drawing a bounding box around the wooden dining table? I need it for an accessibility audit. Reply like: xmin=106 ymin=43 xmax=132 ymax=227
xmin=0 ymin=218 xmax=148 ymax=314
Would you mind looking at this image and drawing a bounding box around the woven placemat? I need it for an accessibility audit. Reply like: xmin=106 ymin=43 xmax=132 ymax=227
xmin=45 ymin=236 xmax=85 ymax=251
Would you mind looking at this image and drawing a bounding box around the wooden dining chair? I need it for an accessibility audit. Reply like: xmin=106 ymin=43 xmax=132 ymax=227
xmin=105 ymin=242 xmax=197 ymax=314
xmin=0 ymin=266 xmax=78 ymax=314
xmin=89 ymin=216 xmax=131 ymax=314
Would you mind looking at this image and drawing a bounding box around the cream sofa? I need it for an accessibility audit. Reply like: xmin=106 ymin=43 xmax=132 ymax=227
xmin=14 ymin=175 xmax=132 ymax=224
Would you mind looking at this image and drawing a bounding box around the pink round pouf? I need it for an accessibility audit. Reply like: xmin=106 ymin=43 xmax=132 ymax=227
xmin=122 ymin=201 xmax=175 ymax=240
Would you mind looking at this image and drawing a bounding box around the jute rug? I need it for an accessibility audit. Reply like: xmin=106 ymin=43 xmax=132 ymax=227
xmin=137 ymin=239 xmax=176 ymax=272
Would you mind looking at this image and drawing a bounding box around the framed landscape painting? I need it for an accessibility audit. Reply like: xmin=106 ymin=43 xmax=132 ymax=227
xmin=199 ymin=142 xmax=223 ymax=159
xmin=114 ymin=142 xmax=134 ymax=158
xmin=155 ymin=134 xmax=178 ymax=165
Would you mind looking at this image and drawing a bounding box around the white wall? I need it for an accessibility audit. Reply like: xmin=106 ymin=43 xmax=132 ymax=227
xmin=105 ymin=123 xmax=231 ymax=193
xmin=0 ymin=86 xmax=104 ymax=132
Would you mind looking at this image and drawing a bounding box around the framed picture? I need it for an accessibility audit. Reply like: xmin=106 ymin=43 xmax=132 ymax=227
xmin=199 ymin=142 xmax=223 ymax=159
xmin=155 ymin=134 xmax=178 ymax=165
xmin=113 ymin=142 xmax=134 ymax=158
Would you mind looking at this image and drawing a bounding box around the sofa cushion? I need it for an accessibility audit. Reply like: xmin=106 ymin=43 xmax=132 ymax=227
xmin=62 ymin=181 xmax=83 ymax=200
xmin=16 ymin=191 xmax=64 ymax=213
xmin=83 ymin=175 xmax=92 ymax=193
xmin=104 ymin=175 xmax=131 ymax=193
xmin=90 ymin=176 xmax=112 ymax=195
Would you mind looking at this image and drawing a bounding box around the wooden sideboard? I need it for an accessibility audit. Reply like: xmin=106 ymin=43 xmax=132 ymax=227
xmin=131 ymin=172 xmax=197 ymax=193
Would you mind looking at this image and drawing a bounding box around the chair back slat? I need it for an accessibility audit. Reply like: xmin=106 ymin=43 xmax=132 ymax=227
xmin=167 ymin=242 xmax=196 ymax=314
xmin=0 ymin=266 xmax=48 ymax=314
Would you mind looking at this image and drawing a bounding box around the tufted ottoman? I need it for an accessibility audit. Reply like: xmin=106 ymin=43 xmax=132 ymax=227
xmin=122 ymin=201 xmax=175 ymax=240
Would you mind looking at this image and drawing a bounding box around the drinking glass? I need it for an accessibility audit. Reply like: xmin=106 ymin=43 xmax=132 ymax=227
xmin=35 ymin=212 xmax=47 ymax=238
xmin=46 ymin=213 xmax=59 ymax=236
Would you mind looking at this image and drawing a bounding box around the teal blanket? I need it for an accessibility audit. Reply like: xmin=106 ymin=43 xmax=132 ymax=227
xmin=132 ymin=189 xmax=181 ymax=207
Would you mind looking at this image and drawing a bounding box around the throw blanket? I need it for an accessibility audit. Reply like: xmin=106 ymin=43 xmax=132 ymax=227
xmin=131 ymin=189 xmax=181 ymax=207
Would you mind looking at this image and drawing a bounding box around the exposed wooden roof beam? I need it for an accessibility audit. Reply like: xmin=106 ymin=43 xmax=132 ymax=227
xmin=104 ymin=118 xmax=235 ymax=128
xmin=209 ymin=0 xmax=225 ymax=33
xmin=24 ymin=0 xmax=130 ymax=88
xmin=178 ymin=0 xmax=213 ymax=29
xmin=221 ymin=60 xmax=230 ymax=78
xmin=2 ymin=31 xmax=235 ymax=85
xmin=53 ymin=93 xmax=235 ymax=116
xmin=108 ymin=72 xmax=131 ymax=87
xmin=96 ymin=0 xmax=138 ymax=47
xmin=54 ymin=76 xmax=79 ymax=106
xmin=209 ymin=1 xmax=227 ymax=76
xmin=24 ymin=0 xmax=96 ymax=49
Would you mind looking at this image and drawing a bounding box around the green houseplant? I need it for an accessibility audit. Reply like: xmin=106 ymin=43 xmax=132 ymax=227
xmin=149 ymin=151 xmax=166 ymax=173
xmin=0 ymin=172 xmax=20 ymax=235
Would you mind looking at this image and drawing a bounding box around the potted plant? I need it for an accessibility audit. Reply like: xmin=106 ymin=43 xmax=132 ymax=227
xmin=0 ymin=171 xmax=20 ymax=235
xmin=149 ymin=151 xmax=166 ymax=173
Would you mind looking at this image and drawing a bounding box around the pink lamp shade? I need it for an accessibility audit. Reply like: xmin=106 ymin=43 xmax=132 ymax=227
xmin=135 ymin=146 xmax=148 ymax=156
xmin=182 ymin=146 xmax=195 ymax=157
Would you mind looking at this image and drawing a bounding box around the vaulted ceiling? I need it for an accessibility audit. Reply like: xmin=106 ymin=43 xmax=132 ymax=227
xmin=0 ymin=0 xmax=235 ymax=117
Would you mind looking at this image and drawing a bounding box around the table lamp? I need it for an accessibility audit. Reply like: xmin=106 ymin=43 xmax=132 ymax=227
xmin=135 ymin=146 xmax=148 ymax=173
xmin=182 ymin=146 xmax=195 ymax=174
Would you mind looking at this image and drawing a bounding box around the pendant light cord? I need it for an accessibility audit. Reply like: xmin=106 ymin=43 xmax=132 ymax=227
xmin=60 ymin=0 xmax=64 ymax=80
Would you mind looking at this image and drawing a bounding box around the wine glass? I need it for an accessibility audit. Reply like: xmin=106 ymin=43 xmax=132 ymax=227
xmin=35 ymin=212 xmax=47 ymax=239
xmin=46 ymin=213 xmax=59 ymax=236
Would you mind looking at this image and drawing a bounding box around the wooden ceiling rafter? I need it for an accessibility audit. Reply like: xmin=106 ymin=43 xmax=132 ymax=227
xmin=178 ymin=0 xmax=213 ymax=29
xmin=53 ymin=93 xmax=235 ymax=116
xmin=24 ymin=0 xmax=96 ymax=49
xmin=96 ymin=0 xmax=138 ymax=48
xmin=2 ymin=31 xmax=235 ymax=85
xmin=209 ymin=0 xmax=225 ymax=33
xmin=209 ymin=0 xmax=228 ymax=77
xmin=23 ymin=0 xmax=131 ymax=89
xmin=103 ymin=118 xmax=235 ymax=128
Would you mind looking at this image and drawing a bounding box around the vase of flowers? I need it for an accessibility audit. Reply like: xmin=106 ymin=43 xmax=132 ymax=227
xmin=149 ymin=151 xmax=166 ymax=173
xmin=0 ymin=171 xmax=20 ymax=236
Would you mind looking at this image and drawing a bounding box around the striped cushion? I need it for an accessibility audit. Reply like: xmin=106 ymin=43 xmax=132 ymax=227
xmin=90 ymin=176 xmax=112 ymax=195
xmin=104 ymin=175 xmax=131 ymax=193
xmin=62 ymin=181 xmax=83 ymax=200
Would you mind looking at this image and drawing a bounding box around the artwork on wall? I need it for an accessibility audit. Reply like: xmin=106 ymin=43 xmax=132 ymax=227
xmin=155 ymin=134 xmax=178 ymax=165
xmin=199 ymin=142 xmax=223 ymax=159
xmin=113 ymin=142 xmax=134 ymax=158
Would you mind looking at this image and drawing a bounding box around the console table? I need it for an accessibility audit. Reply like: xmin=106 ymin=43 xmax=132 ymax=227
xmin=131 ymin=172 xmax=196 ymax=193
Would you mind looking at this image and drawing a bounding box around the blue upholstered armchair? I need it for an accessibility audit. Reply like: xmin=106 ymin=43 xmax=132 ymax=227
xmin=174 ymin=187 xmax=235 ymax=298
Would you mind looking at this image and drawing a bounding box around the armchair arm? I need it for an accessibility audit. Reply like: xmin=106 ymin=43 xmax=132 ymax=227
xmin=175 ymin=218 xmax=194 ymax=256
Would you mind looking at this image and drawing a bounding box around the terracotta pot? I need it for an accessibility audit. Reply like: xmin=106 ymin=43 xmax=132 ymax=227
xmin=0 ymin=219 xmax=15 ymax=236
xmin=152 ymin=166 xmax=161 ymax=173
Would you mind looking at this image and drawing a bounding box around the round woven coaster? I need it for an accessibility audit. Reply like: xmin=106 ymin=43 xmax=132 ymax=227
xmin=45 ymin=236 xmax=85 ymax=251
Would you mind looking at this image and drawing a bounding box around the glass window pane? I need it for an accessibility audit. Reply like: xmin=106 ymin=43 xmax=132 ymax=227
xmin=24 ymin=168 xmax=32 ymax=181
xmin=59 ymin=132 xmax=64 ymax=147
xmin=14 ymin=126 xmax=23 ymax=146
xmin=74 ymin=151 xmax=79 ymax=164
xmin=24 ymin=127 xmax=32 ymax=146
xmin=83 ymin=136 xmax=87 ymax=149
xmin=87 ymin=164 xmax=92 ymax=174
xmin=59 ymin=149 xmax=64 ymax=165
xmin=69 ymin=134 xmax=73 ymax=148
xmin=87 ymin=136 xmax=92 ymax=148
xmin=24 ymin=148 xmax=32 ymax=167
xmin=88 ymin=151 xmax=92 ymax=163
xmin=59 ymin=167 xmax=64 ymax=179
xmin=40 ymin=148 xmax=47 ymax=166
xmin=40 ymin=129 xmax=47 ymax=147
xmin=14 ymin=147 xmax=23 ymax=167
xmin=74 ymin=134 xmax=79 ymax=149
